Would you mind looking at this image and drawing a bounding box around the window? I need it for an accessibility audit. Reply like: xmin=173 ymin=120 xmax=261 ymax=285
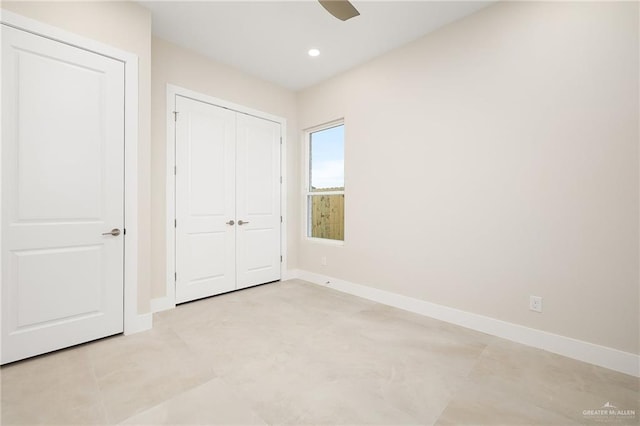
xmin=305 ymin=121 xmax=345 ymax=242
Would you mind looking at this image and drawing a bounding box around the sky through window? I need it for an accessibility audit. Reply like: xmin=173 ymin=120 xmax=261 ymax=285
xmin=310 ymin=125 xmax=344 ymax=190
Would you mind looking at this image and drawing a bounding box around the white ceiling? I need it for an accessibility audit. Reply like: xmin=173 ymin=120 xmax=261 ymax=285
xmin=139 ymin=1 xmax=495 ymax=91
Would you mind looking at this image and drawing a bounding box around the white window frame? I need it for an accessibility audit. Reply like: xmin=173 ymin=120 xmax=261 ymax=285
xmin=303 ymin=119 xmax=345 ymax=245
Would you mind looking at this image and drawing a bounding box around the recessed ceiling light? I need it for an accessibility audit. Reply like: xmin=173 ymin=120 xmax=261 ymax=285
xmin=308 ymin=48 xmax=320 ymax=57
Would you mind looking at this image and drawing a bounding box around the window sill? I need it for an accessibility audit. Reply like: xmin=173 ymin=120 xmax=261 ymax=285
xmin=304 ymin=237 xmax=344 ymax=246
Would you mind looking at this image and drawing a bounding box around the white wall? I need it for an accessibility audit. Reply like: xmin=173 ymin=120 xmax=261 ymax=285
xmin=296 ymin=1 xmax=639 ymax=355
xmin=150 ymin=37 xmax=299 ymax=300
xmin=2 ymin=1 xmax=153 ymax=314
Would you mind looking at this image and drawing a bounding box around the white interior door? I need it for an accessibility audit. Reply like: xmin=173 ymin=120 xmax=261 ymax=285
xmin=175 ymin=96 xmax=236 ymax=303
xmin=1 ymin=25 xmax=125 ymax=364
xmin=236 ymin=114 xmax=281 ymax=289
xmin=173 ymin=95 xmax=281 ymax=303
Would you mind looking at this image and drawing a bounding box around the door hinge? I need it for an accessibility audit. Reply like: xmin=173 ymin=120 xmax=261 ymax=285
xmin=280 ymin=255 xmax=283 ymax=263
xmin=123 ymin=228 xmax=127 ymax=235
xmin=174 ymin=272 xmax=177 ymax=281
xmin=174 ymin=219 xmax=177 ymax=228
xmin=280 ymin=216 xmax=283 ymax=223
xmin=174 ymin=165 xmax=177 ymax=175
xmin=280 ymin=176 xmax=282 ymax=184
xmin=280 ymin=137 xmax=282 ymax=145
xmin=173 ymin=111 xmax=179 ymax=121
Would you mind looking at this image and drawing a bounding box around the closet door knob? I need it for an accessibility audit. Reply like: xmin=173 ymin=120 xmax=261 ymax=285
xmin=226 ymin=220 xmax=235 ymax=226
xmin=238 ymin=220 xmax=250 ymax=226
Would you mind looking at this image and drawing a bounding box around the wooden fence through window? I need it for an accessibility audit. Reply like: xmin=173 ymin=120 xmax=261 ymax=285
xmin=310 ymin=193 xmax=344 ymax=241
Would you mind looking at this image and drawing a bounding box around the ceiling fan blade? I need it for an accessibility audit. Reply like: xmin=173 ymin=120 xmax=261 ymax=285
xmin=318 ymin=0 xmax=360 ymax=21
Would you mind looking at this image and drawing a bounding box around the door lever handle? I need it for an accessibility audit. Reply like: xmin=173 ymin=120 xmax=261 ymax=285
xmin=226 ymin=220 xmax=235 ymax=225
xmin=102 ymin=228 xmax=121 ymax=236
xmin=238 ymin=220 xmax=250 ymax=226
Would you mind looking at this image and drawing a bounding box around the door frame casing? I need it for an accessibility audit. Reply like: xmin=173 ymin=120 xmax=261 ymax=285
xmin=0 ymin=10 xmax=149 ymax=335
xmin=155 ymin=84 xmax=287 ymax=312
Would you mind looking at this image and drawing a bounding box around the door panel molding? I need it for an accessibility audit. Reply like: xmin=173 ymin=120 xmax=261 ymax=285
xmin=0 ymin=11 xmax=148 ymax=357
xmin=155 ymin=85 xmax=287 ymax=311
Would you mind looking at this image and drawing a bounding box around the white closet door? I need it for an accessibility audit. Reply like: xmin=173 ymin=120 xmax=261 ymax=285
xmin=173 ymin=95 xmax=281 ymax=303
xmin=1 ymin=26 xmax=125 ymax=364
xmin=175 ymin=96 xmax=236 ymax=303
xmin=236 ymin=114 xmax=281 ymax=289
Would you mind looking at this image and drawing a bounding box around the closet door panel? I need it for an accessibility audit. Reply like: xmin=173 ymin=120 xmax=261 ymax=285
xmin=175 ymin=96 xmax=236 ymax=303
xmin=236 ymin=114 xmax=281 ymax=289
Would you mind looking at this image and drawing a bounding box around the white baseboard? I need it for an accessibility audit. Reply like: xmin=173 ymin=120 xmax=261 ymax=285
xmin=149 ymin=270 xmax=301 ymax=314
xmin=297 ymin=270 xmax=640 ymax=378
xmin=124 ymin=312 xmax=152 ymax=335
xmin=282 ymin=269 xmax=301 ymax=281
xmin=150 ymin=295 xmax=176 ymax=313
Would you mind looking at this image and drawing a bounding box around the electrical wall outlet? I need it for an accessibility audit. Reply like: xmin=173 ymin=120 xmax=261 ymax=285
xmin=321 ymin=256 xmax=327 ymax=266
xmin=529 ymin=296 xmax=543 ymax=313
